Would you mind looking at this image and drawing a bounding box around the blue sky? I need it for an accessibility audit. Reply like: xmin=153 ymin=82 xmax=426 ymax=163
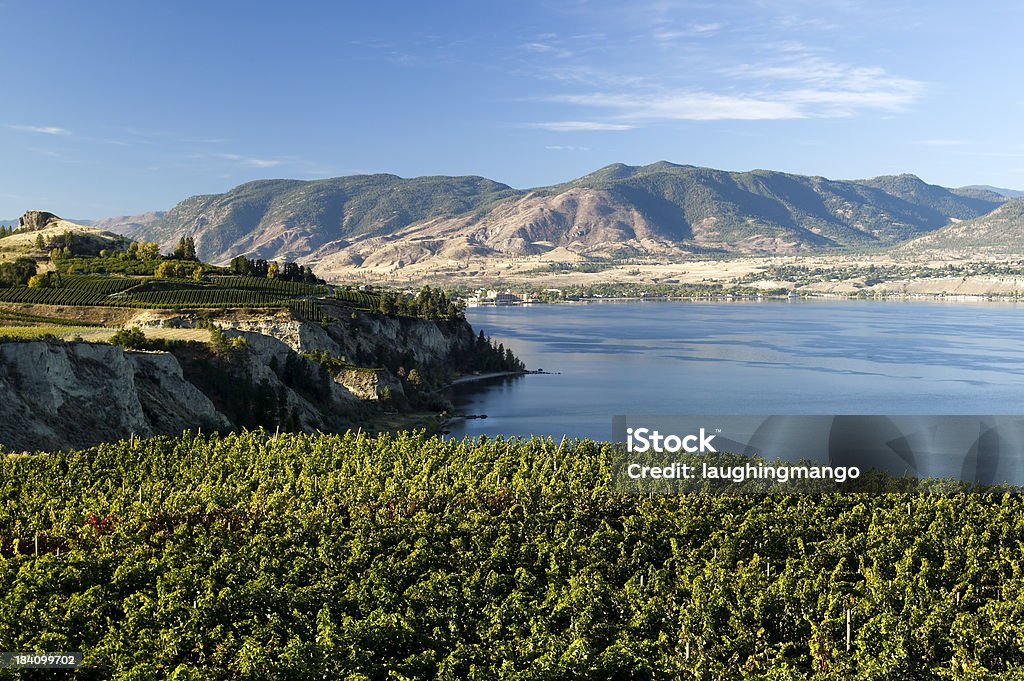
xmin=2 ymin=0 xmax=1022 ymax=218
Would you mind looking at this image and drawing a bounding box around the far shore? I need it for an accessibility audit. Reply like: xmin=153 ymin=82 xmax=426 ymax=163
xmin=466 ymin=293 xmax=1024 ymax=306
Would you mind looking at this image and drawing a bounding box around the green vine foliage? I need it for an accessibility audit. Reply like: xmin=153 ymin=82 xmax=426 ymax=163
xmin=1 ymin=431 xmax=1023 ymax=679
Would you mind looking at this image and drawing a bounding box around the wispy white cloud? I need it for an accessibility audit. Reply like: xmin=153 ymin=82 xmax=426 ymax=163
xmin=520 ymin=3 xmax=926 ymax=130
xmin=533 ymin=51 xmax=925 ymax=128
xmin=552 ymin=91 xmax=803 ymax=121
xmin=545 ymin=145 xmax=590 ymax=151
xmin=725 ymin=56 xmax=924 ymax=115
xmin=773 ymin=15 xmax=839 ymax=31
xmin=214 ymin=153 xmax=283 ymax=168
xmin=9 ymin=124 xmax=71 ymax=136
xmin=524 ymin=41 xmax=573 ymax=58
xmin=652 ymin=22 xmax=723 ymax=42
xmin=529 ymin=121 xmax=635 ymax=131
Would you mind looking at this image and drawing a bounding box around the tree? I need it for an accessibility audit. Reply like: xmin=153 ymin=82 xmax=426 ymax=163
xmin=229 ymin=256 xmax=251 ymax=276
xmin=208 ymin=325 xmax=232 ymax=356
xmin=110 ymin=327 xmax=147 ymax=349
xmin=267 ymin=262 xmax=280 ymax=279
xmin=282 ymin=262 xmax=301 ymax=280
xmin=27 ymin=272 xmax=57 ymax=288
xmin=0 ymin=257 xmax=37 ymax=286
xmin=155 ymin=261 xmax=191 ymax=278
xmin=173 ymin=236 xmax=198 ymax=261
xmin=34 ymin=233 xmax=45 ymax=250
xmin=251 ymin=259 xmax=269 ymax=277
xmin=139 ymin=242 xmax=160 ymax=260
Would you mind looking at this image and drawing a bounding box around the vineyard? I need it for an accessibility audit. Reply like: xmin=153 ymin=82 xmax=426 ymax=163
xmin=0 ymin=276 xmax=141 ymax=307
xmin=2 ymin=431 xmax=1023 ymax=679
xmin=0 ymin=325 xmax=99 ymax=339
xmin=212 ymin=276 xmax=330 ymax=297
xmin=0 ymin=308 xmax=104 ymax=327
xmin=0 ymin=274 xmax=356 ymax=322
xmin=331 ymin=287 xmax=382 ymax=310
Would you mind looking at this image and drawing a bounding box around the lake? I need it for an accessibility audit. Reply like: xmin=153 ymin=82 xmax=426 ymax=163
xmin=448 ymin=299 xmax=1024 ymax=441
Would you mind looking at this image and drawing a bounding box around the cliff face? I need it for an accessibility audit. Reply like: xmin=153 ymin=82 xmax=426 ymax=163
xmin=0 ymin=311 xmax=479 ymax=451
xmin=0 ymin=341 xmax=229 ymax=451
xmin=216 ymin=303 xmax=476 ymax=368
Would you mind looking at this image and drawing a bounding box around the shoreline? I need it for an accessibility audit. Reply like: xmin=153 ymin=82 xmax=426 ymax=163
xmin=448 ymin=370 xmax=524 ymax=386
xmin=467 ymin=293 xmax=1024 ymax=306
xmin=448 ymin=368 xmax=557 ymax=385
xmin=437 ymin=370 xmax=556 ymax=432
xmin=446 ymin=369 xmax=555 ymax=387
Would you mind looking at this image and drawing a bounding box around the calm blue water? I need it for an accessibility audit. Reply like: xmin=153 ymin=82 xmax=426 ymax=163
xmin=448 ymin=300 xmax=1024 ymax=440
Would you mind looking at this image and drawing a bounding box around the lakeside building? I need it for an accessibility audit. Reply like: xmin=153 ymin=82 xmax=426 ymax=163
xmin=465 ymin=288 xmax=541 ymax=306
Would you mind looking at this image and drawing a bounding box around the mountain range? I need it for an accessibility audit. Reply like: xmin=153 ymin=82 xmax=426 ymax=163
xmin=11 ymin=162 xmax=1023 ymax=276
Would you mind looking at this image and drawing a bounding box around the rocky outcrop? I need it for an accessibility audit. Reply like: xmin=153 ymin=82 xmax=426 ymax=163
xmin=325 ymin=308 xmax=476 ymax=369
xmin=169 ymin=304 xmax=477 ymax=373
xmin=335 ymin=367 xmax=403 ymax=401
xmin=0 ymin=341 xmax=229 ymax=451
xmin=0 ymin=306 xmax=481 ymax=450
xmin=210 ymin=308 xmax=472 ymax=404
xmin=17 ymin=210 xmax=61 ymax=231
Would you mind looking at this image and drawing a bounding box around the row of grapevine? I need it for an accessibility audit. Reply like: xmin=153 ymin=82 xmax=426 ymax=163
xmin=332 ymin=288 xmax=381 ymax=309
xmin=288 ymin=300 xmax=330 ymax=323
xmin=0 ymin=286 xmax=134 ymax=307
xmin=59 ymin=275 xmax=144 ymax=295
xmin=213 ymin=276 xmax=328 ymax=297
xmin=121 ymin=289 xmax=287 ymax=308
